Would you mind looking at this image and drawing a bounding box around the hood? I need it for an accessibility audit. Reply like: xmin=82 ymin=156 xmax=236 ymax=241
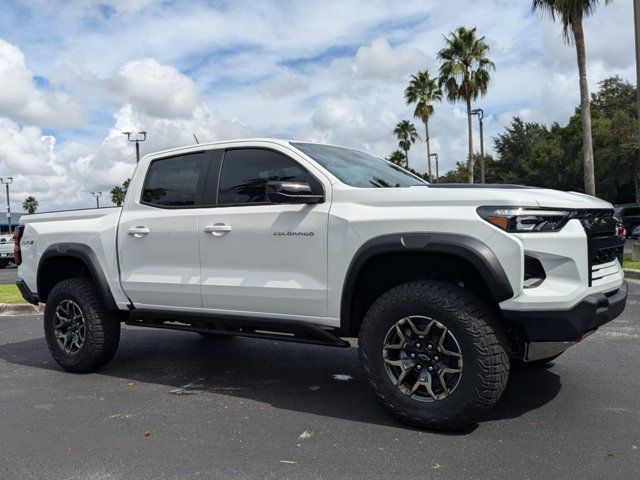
xmin=337 ymin=183 xmax=613 ymax=210
xmin=429 ymin=184 xmax=612 ymax=209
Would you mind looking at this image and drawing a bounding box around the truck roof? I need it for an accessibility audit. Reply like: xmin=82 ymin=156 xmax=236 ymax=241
xmin=141 ymin=138 xmax=299 ymax=160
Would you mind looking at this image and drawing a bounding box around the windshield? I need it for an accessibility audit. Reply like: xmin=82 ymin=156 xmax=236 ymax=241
xmin=291 ymin=142 xmax=426 ymax=188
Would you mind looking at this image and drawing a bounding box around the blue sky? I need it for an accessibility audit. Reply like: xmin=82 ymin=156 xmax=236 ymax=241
xmin=0 ymin=0 xmax=636 ymax=211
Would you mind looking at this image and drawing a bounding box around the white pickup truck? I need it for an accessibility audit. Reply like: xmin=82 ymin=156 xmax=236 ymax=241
xmin=15 ymin=139 xmax=627 ymax=430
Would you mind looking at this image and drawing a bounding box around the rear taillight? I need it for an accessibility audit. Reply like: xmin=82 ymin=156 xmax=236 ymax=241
xmin=13 ymin=226 xmax=22 ymax=266
xmin=616 ymin=222 xmax=627 ymax=240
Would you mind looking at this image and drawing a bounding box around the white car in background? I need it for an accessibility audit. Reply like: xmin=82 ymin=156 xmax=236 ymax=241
xmin=0 ymin=233 xmax=14 ymax=268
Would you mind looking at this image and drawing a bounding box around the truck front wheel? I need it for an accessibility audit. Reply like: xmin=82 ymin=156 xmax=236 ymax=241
xmin=44 ymin=278 xmax=121 ymax=373
xmin=358 ymin=281 xmax=509 ymax=431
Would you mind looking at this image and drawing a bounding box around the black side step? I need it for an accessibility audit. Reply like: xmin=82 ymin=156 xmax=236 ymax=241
xmin=126 ymin=309 xmax=350 ymax=348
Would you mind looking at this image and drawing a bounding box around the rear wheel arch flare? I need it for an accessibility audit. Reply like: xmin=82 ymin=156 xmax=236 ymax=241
xmin=37 ymin=243 xmax=118 ymax=310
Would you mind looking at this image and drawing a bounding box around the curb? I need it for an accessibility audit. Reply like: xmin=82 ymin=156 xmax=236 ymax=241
xmin=624 ymin=268 xmax=640 ymax=281
xmin=0 ymin=303 xmax=43 ymax=316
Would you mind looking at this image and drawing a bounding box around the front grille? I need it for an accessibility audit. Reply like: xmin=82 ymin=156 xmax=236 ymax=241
xmin=577 ymin=209 xmax=624 ymax=285
xmin=592 ymin=245 xmax=623 ymax=265
xmin=575 ymin=209 xmax=617 ymax=237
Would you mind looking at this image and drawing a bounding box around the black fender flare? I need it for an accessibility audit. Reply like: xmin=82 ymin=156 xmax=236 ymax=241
xmin=37 ymin=243 xmax=118 ymax=310
xmin=340 ymin=233 xmax=515 ymax=332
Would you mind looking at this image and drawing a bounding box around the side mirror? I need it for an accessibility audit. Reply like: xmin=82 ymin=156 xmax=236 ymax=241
xmin=266 ymin=181 xmax=324 ymax=204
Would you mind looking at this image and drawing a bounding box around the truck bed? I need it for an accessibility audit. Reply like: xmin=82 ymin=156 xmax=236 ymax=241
xmin=18 ymin=207 xmax=129 ymax=307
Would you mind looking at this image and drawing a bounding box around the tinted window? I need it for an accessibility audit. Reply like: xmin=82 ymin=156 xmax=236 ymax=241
xmin=624 ymin=207 xmax=640 ymax=216
xmin=142 ymin=153 xmax=205 ymax=207
xmin=218 ymin=149 xmax=314 ymax=205
xmin=292 ymin=142 xmax=425 ymax=188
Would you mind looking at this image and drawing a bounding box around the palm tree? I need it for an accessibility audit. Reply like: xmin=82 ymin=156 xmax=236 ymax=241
xmin=110 ymin=186 xmax=126 ymax=206
xmin=405 ymin=70 xmax=442 ymax=182
xmin=22 ymin=196 xmax=38 ymax=214
xmin=387 ymin=150 xmax=408 ymax=169
xmin=532 ymin=0 xmax=612 ymax=196
xmin=438 ymin=26 xmax=494 ymax=183
xmin=393 ymin=120 xmax=420 ymax=166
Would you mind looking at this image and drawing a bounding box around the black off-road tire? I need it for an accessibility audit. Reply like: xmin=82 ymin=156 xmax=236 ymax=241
xmin=0 ymin=260 xmax=8 ymax=269
xmin=44 ymin=278 xmax=121 ymax=373
xmin=359 ymin=280 xmax=510 ymax=431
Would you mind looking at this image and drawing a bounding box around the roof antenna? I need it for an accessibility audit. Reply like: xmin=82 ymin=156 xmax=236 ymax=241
xmin=193 ymin=133 xmax=199 ymax=144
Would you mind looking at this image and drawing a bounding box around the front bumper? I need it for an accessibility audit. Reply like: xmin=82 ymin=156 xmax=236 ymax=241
xmin=502 ymin=282 xmax=627 ymax=342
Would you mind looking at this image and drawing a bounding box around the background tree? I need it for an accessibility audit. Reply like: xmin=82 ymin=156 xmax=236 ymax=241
xmin=438 ymin=26 xmax=494 ymax=184
xmin=440 ymin=77 xmax=637 ymax=204
xmin=405 ymin=70 xmax=442 ymax=181
xmin=531 ymin=0 xmax=613 ymax=196
xmin=22 ymin=196 xmax=38 ymax=214
xmin=122 ymin=178 xmax=130 ymax=194
xmin=110 ymin=186 xmax=126 ymax=206
xmin=393 ymin=120 xmax=420 ymax=165
xmin=387 ymin=150 xmax=408 ymax=169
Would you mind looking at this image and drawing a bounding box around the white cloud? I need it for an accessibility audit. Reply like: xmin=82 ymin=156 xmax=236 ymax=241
xmin=0 ymin=57 xmax=253 ymax=212
xmin=0 ymin=40 xmax=85 ymax=128
xmin=0 ymin=0 xmax=635 ymax=211
xmin=0 ymin=119 xmax=82 ymax=209
xmin=114 ymin=58 xmax=201 ymax=119
xmin=259 ymin=74 xmax=308 ymax=99
xmin=355 ymin=38 xmax=429 ymax=80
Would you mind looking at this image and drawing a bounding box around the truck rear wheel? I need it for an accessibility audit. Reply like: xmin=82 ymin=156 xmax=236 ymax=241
xmin=358 ymin=281 xmax=509 ymax=431
xmin=44 ymin=278 xmax=120 ymax=373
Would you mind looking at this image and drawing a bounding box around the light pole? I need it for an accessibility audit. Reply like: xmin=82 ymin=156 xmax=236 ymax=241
xmin=91 ymin=192 xmax=102 ymax=209
xmin=429 ymin=153 xmax=439 ymax=183
xmin=123 ymin=131 xmax=148 ymax=163
xmin=635 ymin=0 xmax=640 ymax=203
xmin=0 ymin=177 xmax=13 ymax=234
xmin=471 ymin=108 xmax=485 ymax=183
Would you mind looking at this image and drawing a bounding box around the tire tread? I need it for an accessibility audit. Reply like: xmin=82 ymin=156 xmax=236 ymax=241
xmin=358 ymin=280 xmax=509 ymax=431
xmin=44 ymin=278 xmax=120 ymax=373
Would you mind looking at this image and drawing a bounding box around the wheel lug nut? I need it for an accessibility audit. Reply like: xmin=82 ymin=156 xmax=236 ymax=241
xmin=416 ymin=343 xmax=421 ymax=348
xmin=410 ymin=353 xmax=415 ymax=358
xmin=428 ymin=366 xmax=434 ymax=372
xmin=434 ymin=356 xmax=439 ymax=361
xmin=427 ymin=345 xmax=433 ymax=350
xmin=416 ymin=365 xmax=422 ymax=370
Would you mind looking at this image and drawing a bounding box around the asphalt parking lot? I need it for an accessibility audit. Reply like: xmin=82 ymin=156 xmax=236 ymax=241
xmin=0 ymin=264 xmax=17 ymax=285
xmin=1 ymin=283 xmax=639 ymax=480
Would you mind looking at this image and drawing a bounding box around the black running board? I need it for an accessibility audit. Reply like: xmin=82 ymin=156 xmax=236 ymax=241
xmin=126 ymin=309 xmax=350 ymax=348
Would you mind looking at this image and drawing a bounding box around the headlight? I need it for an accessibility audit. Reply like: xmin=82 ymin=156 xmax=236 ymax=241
xmin=477 ymin=206 xmax=571 ymax=233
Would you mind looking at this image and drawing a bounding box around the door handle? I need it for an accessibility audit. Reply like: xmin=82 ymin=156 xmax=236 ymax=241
xmin=127 ymin=226 xmax=150 ymax=238
xmin=203 ymin=223 xmax=232 ymax=236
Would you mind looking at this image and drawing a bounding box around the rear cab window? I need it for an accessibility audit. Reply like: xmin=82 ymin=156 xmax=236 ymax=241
xmin=141 ymin=152 xmax=207 ymax=207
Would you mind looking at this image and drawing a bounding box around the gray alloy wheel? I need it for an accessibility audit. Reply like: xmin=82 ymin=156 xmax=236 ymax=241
xmin=382 ymin=316 xmax=463 ymax=402
xmin=53 ymin=299 xmax=87 ymax=354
